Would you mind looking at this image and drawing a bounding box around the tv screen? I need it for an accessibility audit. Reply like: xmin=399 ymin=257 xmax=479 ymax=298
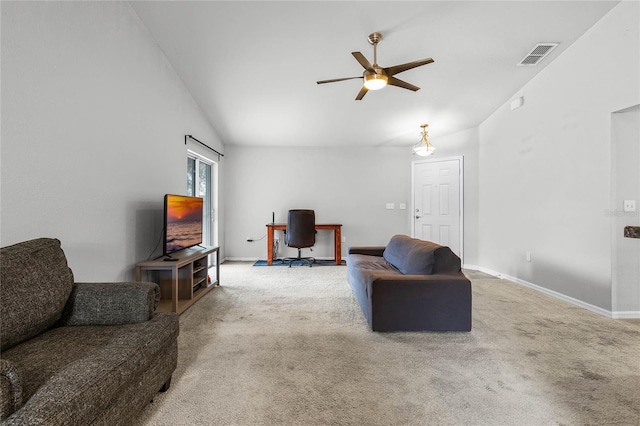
xmin=163 ymin=194 xmax=204 ymax=256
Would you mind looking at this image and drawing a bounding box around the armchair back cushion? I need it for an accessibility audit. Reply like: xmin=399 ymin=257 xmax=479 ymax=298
xmin=1 ymin=238 xmax=74 ymax=351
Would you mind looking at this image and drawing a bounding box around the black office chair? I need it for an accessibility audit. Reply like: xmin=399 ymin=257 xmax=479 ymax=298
xmin=284 ymin=209 xmax=316 ymax=267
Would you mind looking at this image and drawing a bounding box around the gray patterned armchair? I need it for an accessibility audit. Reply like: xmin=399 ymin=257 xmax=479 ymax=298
xmin=0 ymin=238 xmax=179 ymax=425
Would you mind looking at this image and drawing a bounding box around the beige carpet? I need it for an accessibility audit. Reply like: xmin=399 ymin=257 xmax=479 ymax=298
xmin=135 ymin=262 xmax=640 ymax=426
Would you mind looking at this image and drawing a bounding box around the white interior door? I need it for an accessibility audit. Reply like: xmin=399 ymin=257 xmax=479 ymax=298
xmin=412 ymin=157 xmax=463 ymax=259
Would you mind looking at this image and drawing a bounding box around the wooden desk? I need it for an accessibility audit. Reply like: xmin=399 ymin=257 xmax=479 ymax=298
xmin=135 ymin=246 xmax=219 ymax=314
xmin=266 ymin=223 xmax=342 ymax=265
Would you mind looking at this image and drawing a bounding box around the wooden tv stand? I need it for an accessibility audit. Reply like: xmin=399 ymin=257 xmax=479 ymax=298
xmin=135 ymin=246 xmax=219 ymax=314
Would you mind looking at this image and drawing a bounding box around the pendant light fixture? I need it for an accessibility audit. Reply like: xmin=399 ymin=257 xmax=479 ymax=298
xmin=412 ymin=124 xmax=435 ymax=156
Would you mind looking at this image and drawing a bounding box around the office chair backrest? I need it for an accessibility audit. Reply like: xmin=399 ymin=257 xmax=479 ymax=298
xmin=286 ymin=209 xmax=316 ymax=248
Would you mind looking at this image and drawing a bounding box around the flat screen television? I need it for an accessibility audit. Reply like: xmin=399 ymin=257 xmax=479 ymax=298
xmin=163 ymin=194 xmax=204 ymax=257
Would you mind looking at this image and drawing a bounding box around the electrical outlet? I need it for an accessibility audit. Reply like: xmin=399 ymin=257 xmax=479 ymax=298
xmin=526 ymin=251 xmax=531 ymax=262
xmin=341 ymin=236 xmax=346 ymax=243
xmin=624 ymin=200 xmax=636 ymax=212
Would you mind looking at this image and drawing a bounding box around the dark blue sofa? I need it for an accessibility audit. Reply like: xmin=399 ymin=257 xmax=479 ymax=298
xmin=347 ymin=235 xmax=472 ymax=332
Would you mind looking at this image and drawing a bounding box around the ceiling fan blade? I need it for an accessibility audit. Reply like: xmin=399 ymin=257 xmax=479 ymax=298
xmin=385 ymin=58 xmax=434 ymax=76
xmin=355 ymin=86 xmax=369 ymax=100
xmin=352 ymin=52 xmax=374 ymax=71
xmin=317 ymin=76 xmax=363 ymax=85
xmin=388 ymin=76 xmax=420 ymax=92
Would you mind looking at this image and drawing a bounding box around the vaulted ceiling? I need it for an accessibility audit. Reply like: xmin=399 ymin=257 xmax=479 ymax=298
xmin=130 ymin=1 xmax=619 ymax=148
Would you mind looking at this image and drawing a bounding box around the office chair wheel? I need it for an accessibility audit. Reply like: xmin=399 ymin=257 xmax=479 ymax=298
xmin=285 ymin=255 xmax=315 ymax=267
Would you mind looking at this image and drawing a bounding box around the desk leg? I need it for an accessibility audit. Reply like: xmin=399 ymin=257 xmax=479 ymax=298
xmin=335 ymin=227 xmax=342 ymax=265
xmin=267 ymin=226 xmax=274 ymax=265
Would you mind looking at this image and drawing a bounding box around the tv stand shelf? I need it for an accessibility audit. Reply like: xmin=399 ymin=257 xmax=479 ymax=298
xmin=135 ymin=246 xmax=220 ymax=314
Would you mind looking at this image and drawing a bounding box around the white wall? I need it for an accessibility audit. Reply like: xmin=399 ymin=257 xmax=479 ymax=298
xmin=224 ymin=131 xmax=479 ymax=264
xmin=1 ymin=1 xmax=224 ymax=281
xmin=478 ymin=1 xmax=639 ymax=312
xmin=224 ymin=146 xmax=413 ymax=260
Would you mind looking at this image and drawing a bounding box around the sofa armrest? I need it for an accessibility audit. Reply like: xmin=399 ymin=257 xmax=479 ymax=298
xmin=370 ymin=272 xmax=471 ymax=290
xmin=348 ymin=246 xmax=386 ymax=257
xmin=372 ymin=272 xmax=470 ymax=285
xmin=1 ymin=358 xmax=24 ymax=419
xmin=369 ymin=273 xmax=472 ymax=331
xmin=58 ymin=282 xmax=160 ymax=326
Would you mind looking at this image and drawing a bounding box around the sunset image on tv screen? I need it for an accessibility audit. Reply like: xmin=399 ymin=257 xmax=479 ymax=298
xmin=165 ymin=195 xmax=203 ymax=254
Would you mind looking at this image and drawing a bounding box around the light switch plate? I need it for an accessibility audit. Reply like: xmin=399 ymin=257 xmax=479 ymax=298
xmin=399 ymin=203 xmax=407 ymax=210
xmin=624 ymin=200 xmax=636 ymax=212
xmin=386 ymin=203 xmax=395 ymax=210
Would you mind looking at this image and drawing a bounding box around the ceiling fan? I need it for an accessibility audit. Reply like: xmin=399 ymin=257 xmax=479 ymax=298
xmin=317 ymin=32 xmax=434 ymax=100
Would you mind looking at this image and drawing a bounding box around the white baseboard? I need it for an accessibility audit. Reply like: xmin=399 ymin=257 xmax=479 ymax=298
xmin=462 ymin=264 xmax=640 ymax=319
xmin=611 ymin=311 xmax=640 ymax=319
xmin=462 ymin=264 xmax=483 ymax=271
xmin=224 ymin=257 xmax=259 ymax=262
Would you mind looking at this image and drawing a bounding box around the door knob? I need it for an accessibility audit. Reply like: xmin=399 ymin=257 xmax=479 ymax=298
xmin=415 ymin=215 xmax=423 ymax=219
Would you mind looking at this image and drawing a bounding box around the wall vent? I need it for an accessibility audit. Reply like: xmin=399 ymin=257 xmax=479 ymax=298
xmin=517 ymin=43 xmax=559 ymax=66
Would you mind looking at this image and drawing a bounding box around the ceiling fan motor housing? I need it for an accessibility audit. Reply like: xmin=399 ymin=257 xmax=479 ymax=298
xmin=363 ymin=67 xmax=388 ymax=90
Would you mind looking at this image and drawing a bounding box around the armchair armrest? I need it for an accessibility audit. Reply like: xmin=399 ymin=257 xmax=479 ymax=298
xmin=1 ymin=358 xmax=24 ymax=419
xmin=58 ymin=282 xmax=160 ymax=326
xmin=348 ymin=246 xmax=386 ymax=257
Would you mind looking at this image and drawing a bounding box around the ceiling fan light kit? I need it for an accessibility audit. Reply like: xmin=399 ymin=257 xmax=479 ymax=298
xmin=363 ymin=69 xmax=388 ymax=90
xmin=317 ymin=32 xmax=434 ymax=100
xmin=412 ymin=124 xmax=435 ymax=156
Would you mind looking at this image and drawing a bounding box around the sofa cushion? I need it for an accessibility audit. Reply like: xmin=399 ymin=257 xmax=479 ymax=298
xmin=347 ymin=254 xmax=400 ymax=273
xmin=382 ymin=234 xmax=441 ymax=275
xmin=1 ymin=238 xmax=74 ymax=351
xmin=432 ymin=245 xmax=462 ymax=274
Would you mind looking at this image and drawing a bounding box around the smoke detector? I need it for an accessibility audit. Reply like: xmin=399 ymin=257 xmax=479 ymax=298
xmin=517 ymin=43 xmax=559 ymax=66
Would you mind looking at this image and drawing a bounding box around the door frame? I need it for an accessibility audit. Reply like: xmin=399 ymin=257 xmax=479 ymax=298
xmin=411 ymin=155 xmax=464 ymax=262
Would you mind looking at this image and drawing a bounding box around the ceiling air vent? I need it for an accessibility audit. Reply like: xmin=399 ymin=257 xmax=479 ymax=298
xmin=517 ymin=43 xmax=559 ymax=66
